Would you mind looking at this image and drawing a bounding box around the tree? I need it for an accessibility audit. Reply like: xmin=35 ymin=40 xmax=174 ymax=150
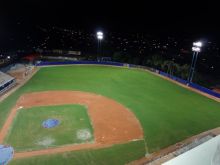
xmin=161 ymin=60 xmax=183 ymax=77
xmin=112 ymin=52 xmax=123 ymax=62
xmin=179 ymin=64 xmax=190 ymax=79
xmin=146 ymin=55 xmax=164 ymax=69
xmin=161 ymin=60 xmax=171 ymax=73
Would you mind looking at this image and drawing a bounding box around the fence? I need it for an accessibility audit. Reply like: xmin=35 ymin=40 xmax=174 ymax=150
xmin=36 ymin=61 xmax=124 ymax=67
xmin=189 ymin=83 xmax=220 ymax=98
xmin=158 ymin=71 xmax=220 ymax=98
xmin=36 ymin=61 xmax=220 ymax=99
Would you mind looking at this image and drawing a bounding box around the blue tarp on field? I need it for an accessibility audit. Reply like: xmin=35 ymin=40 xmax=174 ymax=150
xmin=42 ymin=119 xmax=60 ymax=128
xmin=0 ymin=145 xmax=14 ymax=165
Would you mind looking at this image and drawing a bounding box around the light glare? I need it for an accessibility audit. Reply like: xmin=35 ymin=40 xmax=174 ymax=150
xmin=97 ymin=35 xmax=103 ymax=40
xmin=193 ymin=41 xmax=202 ymax=47
xmin=97 ymin=31 xmax=103 ymax=40
xmin=97 ymin=31 xmax=103 ymax=36
xmin=192 ymin=47 xmax=201 ymax=52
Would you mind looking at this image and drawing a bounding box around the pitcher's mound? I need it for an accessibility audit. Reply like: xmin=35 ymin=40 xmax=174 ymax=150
xmin=42 ymin=119 xmax=60 ymax=128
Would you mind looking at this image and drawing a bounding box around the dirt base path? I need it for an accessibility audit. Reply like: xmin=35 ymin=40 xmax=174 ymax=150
xmin=0 ymin=91 xmax=143 ymax=158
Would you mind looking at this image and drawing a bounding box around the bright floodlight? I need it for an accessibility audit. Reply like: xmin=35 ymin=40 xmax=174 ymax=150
xmin=97 ymin=35 xmax=103 ymax=40
xmin=97 ymin=31 xmax=103 ymax=40
xmin=192 ymin=47 xmax=201 ymax=52
xmin=97 ymin=31 xmax=103 ymax=36
xmin=193 ymin=41 xmax=202 ymax=47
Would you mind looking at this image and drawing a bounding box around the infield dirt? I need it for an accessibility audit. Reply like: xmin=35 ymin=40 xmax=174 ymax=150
xmin=0 ymin=91 xmax=143 ymax=158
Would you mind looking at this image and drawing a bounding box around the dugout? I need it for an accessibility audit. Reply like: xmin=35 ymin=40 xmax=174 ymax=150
xmin=0 ymin=71 xmax=16 ymax=95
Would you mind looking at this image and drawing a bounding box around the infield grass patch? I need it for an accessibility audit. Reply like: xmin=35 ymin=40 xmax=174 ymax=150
xmin=4 ymin=104 xmax=93 ymax=151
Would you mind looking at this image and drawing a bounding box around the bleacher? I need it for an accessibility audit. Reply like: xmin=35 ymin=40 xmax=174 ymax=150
xmin=0 ymin=71 xmax=16 ymax=95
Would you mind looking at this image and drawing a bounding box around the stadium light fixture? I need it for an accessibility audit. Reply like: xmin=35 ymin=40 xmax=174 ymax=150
xmin=97 ymin=31 xmax=103 ymax=40
xmin=193 ymin=41 xmax=202 ymax=48
xmin=97 ymin=35 xmax=103 ymax=40
xmin=96 ymin=31 xmax=104 ymax=58
xmin=97 ymin=31 xmax=103 ymax=37
xmin=192 ymin=47 xmax=201 ymax=52
xmin=188 ymin=41 xmax=203 ymax=83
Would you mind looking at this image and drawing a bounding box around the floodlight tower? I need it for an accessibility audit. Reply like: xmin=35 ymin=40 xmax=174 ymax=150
xmin=96 ymin=31 xmax=103 ymax=58
xmin=187 ymin=41 xmax=202 ymax=83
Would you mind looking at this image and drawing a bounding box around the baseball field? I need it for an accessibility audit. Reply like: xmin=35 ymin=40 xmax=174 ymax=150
xmin=0 ymin=65 xmax=220 ymax=164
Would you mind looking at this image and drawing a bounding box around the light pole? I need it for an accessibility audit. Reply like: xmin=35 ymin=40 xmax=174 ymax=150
xmin=187 ymin=41 xmax=202 ymax=83
xmin=96 ymin=31 xmax=103 ymax=60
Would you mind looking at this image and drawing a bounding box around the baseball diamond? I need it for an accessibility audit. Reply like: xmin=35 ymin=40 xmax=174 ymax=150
xmin=0 ymin=65 xmax=220 ymax=165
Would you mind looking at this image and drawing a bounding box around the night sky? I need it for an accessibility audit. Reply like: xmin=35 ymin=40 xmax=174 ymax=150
xmin=0 ymin=0 xmax=220 ymax=48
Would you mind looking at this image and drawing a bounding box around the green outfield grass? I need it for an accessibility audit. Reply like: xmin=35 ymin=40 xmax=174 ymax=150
xmin=5 ymin=105 xmax=93 ymax=151
xmin=0 ymin=65 xmax=220 ymax=164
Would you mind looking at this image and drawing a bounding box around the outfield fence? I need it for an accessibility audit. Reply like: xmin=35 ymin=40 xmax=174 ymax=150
xmin=157 ymin=70 xmax=220 ymax=98
xmin=36 ymin=61 xmax=124 ymax=67
xmin=36 ymin=61 xmax=220 ymax=99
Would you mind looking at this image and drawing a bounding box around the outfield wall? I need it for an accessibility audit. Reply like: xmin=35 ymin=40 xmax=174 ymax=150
xmin=158 ymin=71 xmax=220 ymax=99
xmin=36 ymin=61 xmax=220 ymax=99
xmin=36 ymin=61 xmax=124 ymax=67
